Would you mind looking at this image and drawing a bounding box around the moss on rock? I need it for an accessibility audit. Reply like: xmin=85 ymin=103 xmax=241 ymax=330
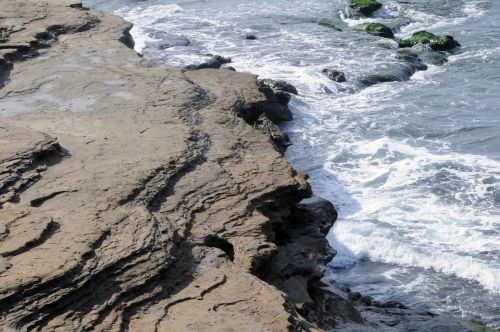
xmin=399 ymin=31 xmax=460 ymax=51
xmin=350 ymin=0 xmax=382 ymax=16
xmin=318 ymin=20 xmax=342 ymax=31
xmin=363 ymin=23 xmax=394 ymax=38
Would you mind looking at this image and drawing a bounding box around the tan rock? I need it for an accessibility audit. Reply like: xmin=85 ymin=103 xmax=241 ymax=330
xmin=0 ymin=1 xmax=316 ymax=331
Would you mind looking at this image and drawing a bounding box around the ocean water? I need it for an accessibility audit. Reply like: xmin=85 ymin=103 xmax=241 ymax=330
xmin=85 ymin=0 xmax=500 ymax=327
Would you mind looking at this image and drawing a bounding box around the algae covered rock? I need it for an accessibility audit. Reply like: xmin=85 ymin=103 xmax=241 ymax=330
xmin=318 ymin=19 xmax=342 ymax=31
xmin=350 ymin=0 xmax=382 ymax=16
xmin=363 ymin=23 xmax=394 ymax=38
xmin=399 ymin=31 xmax=460 ymax=51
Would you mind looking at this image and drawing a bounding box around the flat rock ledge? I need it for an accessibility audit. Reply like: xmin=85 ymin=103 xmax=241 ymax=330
xmin=0 ymin=1 xmax=320 ymax=330
xmin=0 ymin=1 xmax=475 ymax=332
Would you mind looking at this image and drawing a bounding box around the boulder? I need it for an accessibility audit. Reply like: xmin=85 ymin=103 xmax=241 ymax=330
xmin=399 ymin=31 xmax=460 ymax=51
xmin=257 ymin=79 xmax=298 ymax=124
xmin=322 ymin=68 xmax=346 ymax=82
xmin=397 ymin=47 xmax=448 ymax=66
xmin=359 ymin=63 xmax=416 ymax=86
xmin=349 ymin=0 xmax=382 ymax=16
xmin=147 ymin=31 xmax=191 ymax=49
xmin=363 ymin=23 xmax=394 ymax=38
xmin=318 ymin=20 xmax=342 ymax=31
xmin=244 ymin=33 xmax=257 ymax=40
xmin=253 ymin=114 xmax=290 ymax=154
xmin=264 ymin=102 xmax=293 ymax=122
xmin=396 ymin=49 xmax=428 ymax=71
xmin=183 ymin=55 xmax=231 ymax=70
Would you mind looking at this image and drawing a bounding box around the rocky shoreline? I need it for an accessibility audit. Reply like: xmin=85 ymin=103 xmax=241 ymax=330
xmin=0 ymin=1 xmax=479 ymax=331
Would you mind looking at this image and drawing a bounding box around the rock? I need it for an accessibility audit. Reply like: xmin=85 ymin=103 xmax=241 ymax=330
xmin=359 ymin=62 xmax=417 ymax=86
xmin=399 ymin=30 xmax=461 ymax=51
xmin=244 ymin=33 xmax=257 ymax=40
xmin=348 ymin=292 xmax=362 ymax=302
xmin=376 ymin=301 xmax=408 ymax=309
xmin=397 ymin=47 xmax=448 ymax=66
xmin=0 ymin=27 xmax=12 ymax=42
xmin=257 ymin=79 xmax=298 ymax=124
xmin=360 ymin=296 xmax=374 ymax=306
xmin=146 ymin=31 xmax=190 ymax=50
xmin=253 ymin=114 xmax=290 ymax=154
xmin=362 ymin=23 xmax=394 ymax=38
xmin=349 ymin=0 xmax=382 ymax=16
xmin=0 ymin=1 xmax=317 ymax=331
xmin=183 ymin=55 xmax=231 ymax=70
xmin=259 ymin=78 xmax=298 ymax=95
xmin=322 ymin=69 xmax=346 ymax=82
xmin=318 ymin=20 xmax=342 ymax=31
xmin=262 ymin=197 xmax=338 ymax=312
xmin=264 ymin=102 xmax=293 ymax=122
xmin=396 ymin=49 xmax=429 ymax=71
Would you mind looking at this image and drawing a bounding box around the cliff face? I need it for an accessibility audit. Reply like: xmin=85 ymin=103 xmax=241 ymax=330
xmin=0 ymin=1 xmax=322 ymax=330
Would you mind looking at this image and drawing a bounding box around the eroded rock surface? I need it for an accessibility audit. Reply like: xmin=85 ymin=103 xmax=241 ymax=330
xmin=0 ymin=1 xmax=316 ymax=330
xmin=0 ymin=1 xmax=476 ymax=331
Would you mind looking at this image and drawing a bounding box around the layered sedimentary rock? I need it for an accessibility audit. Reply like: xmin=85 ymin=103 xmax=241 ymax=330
xmin=0 ymin=1 xmax=476 ymax=331
xmin=0 ymin=1 xmax=318 ymax=330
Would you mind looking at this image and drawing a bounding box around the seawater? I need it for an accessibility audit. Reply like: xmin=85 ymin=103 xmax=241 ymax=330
xmin=85 ymin=0 xmax=500 ymax=327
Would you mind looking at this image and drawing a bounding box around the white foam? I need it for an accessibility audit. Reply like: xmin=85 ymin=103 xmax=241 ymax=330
xmin=115 ymin=4 xmax=184 ymax=53
xmin=319 ymin=137 xmax=500 ymax=292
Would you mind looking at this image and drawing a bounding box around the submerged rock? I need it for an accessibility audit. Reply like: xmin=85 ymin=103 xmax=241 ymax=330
xmin=359 ymin=63 xmax=417 ymax=86
xmin=318 ymin=20 xmax=342 ymax=31
xmin=363 ymin=23 xmax=394 ymax=38
xmin=244 ymin=33 xmax=257 ymax=40
xmin=147 ymin=31 xmax=191 ymax=49
xmin=396 ymin=49 xmax=429 ymax=71
xmin=322 ymin=68 xmax=346 ymax=82
xmin=349 ymin=0 xmax=382 ymax=16
xmin=399 ymin=30 xmax=461 ymax=51
xmin=398 ymin=47 xmax=448 ymax=66
xmin=183 ymin=55 xmax=231 ymax=70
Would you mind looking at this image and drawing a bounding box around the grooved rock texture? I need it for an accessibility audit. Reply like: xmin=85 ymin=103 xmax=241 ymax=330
xmin=0 ymin=1 xmax=318 ymax=331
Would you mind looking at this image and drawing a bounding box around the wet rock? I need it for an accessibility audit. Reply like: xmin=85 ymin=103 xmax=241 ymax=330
xmin=322 ymin=69 xmax=346 ymax=82
xmin=363 ymin=23 xmax=394 ymax=38
xmin=399 ymin=30 xmax=461 ymax=51
xmin=318 ymin=20 xmax=342 ymax=31
xmin=359 ymin=62 xmax=416 ymax=86
xmin=398 ymin=47 xmax=448 ymax=66
xmin=349 ymin=0 xmax=382 ymax=16
xmin=396 ymin=49 xmax=429 ymax=71
xmin=263 ymin=197 xmax=338 ymax=312
xmin=264 ymin=102 xmax=293 ymax=122
xmin=257 ymin=79 xmax=298 ymax=124
xmin=146 ymin=31 xmax=190 ymax=50
xmin=376 ymin=301 xmax=408 ymax=309
xmin=183 ymin=55 xmax=231 ymax=70
xmin=348 ymin=292 xmax=362 ymax=302
xmin=253 ymin=114 xmax=290 ymax=154
xmin=259 ymin=79 xmax=298 ymax=95
xmin=360 ymin=296 xmax=374 ymax=306
xmin=244 ymin=33 xmax=257 ymax=40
